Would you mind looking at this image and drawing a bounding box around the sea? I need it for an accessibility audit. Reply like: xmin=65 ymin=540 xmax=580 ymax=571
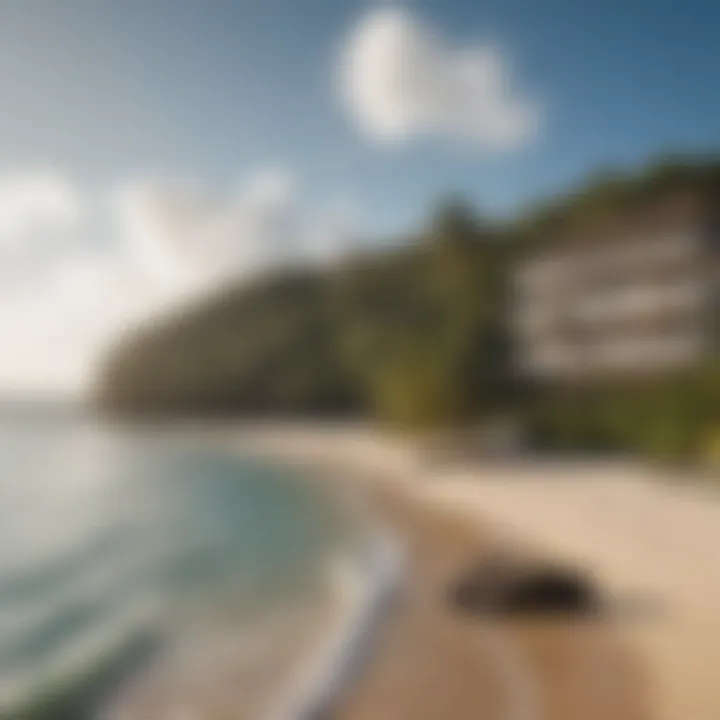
xmin=0 ymin=410 xmax=377 ymax=720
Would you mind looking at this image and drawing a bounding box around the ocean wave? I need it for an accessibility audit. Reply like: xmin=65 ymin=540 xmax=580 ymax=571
xmin=0 ymin=595 xmax=161 ymax=719
xmin=268 ymin=525 xmax=404 ymax=720
xmin=0 ymin=536 xmax=161 ymax=661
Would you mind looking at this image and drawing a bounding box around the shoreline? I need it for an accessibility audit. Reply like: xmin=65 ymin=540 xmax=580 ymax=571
xmin=267 ymin=527 xmax=403 ymax=720
xmin=102 ymin=421 xmax=720 ymax=719
xmin=231 ymin=422 xmax=720 ymax=720
xmin=100 ymin=430 xmax=406 ymax=720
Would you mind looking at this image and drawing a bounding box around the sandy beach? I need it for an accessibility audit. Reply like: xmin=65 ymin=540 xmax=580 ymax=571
xmin=233 ymin=423 xmax=720 ymax=720
xmin=102 ymin=422 xmax=719 ymax=720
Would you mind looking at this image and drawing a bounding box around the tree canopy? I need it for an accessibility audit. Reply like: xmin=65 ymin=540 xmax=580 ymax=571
xmin=98 ymin=155 xmax=720 ymax=456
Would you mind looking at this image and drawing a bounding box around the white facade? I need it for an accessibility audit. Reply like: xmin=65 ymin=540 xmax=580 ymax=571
xmin=513 ymin=231 xmax=713 ymax=378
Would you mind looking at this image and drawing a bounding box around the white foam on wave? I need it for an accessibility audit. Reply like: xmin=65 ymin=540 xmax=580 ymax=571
xmin=267 ymin=524 xmax=404 ymax=720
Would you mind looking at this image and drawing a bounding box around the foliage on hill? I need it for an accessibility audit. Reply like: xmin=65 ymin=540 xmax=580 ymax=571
xmin=100 ymin=270 xmax=360 ymax=416
xmin=98 ymin=202 xmax=508 ymax=425
xmin=99 ymin=155 xmax=720 ymax=451
xmin=523 ymin=365 xmax=720 ymax=461
xmin=513 ymin=155 xmax=720 ymax=252
xmin=333 ymin=203 xmax=509 ymax=426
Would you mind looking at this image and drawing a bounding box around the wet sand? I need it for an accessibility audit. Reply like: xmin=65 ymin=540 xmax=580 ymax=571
xmin=234 ymin=423 xmax=720 ymax=720
xmin=104 ymin=463 xmax=646 ymax=720
xmin=107 ymin=421 xmax=720 ymax=719
xmin=324 ymin=475 xmax=647 ymax=720
xmin=102 ymin=591 xmax=339 ymax=720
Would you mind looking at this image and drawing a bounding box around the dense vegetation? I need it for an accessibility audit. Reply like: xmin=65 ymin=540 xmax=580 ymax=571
xmin=98 ymin=156 xmax=720 ymax=461
xmin=100 ymin=202 xmax=508 ymax=426
xmin=101 ymin=271 xmax=359 ymax=416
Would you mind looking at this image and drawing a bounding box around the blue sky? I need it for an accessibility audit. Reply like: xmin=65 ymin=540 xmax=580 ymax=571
xmin=1 ymin=0 xmax=718 ymax=229
xmin=0 ymin=0 xmax=718 ymax=391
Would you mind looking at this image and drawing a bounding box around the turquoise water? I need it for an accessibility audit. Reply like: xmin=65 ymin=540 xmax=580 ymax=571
xmin=0 ymin=416 xmax=348 ymax=719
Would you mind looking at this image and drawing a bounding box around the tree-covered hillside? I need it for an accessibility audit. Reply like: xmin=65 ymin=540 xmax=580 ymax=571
xmin=100 ymin=270 xmax=360 ymax=416
xmin=98 ymin=156 xmax=720 ymax=452
xmin=98 ymin=202 xmax=508 ymax=426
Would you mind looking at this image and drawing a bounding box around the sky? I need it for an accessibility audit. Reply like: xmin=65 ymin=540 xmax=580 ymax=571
xmin=0 ymin=0 xmax=719 ymax=394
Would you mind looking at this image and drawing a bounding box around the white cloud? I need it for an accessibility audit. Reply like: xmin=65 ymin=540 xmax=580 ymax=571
xmin=113 ymin=168 xmax=358 ymax=292
xmin=0 ymin=169 xmax=359 ymax=394
xmin=338 ymin=7 xmax=541 ymax=150
xmin=114 ymin=169 xmax=301 ymax=286
xmin=0 ymin=170 xmax=84 ymax=253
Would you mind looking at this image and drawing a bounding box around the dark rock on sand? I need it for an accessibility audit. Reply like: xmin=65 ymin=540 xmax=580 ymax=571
xmin=447 ymin=552 xmax=601 ymax=617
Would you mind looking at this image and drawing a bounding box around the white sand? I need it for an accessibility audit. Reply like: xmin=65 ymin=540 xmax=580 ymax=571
xmin=236 ymin=423 xmax=720 ymax=720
